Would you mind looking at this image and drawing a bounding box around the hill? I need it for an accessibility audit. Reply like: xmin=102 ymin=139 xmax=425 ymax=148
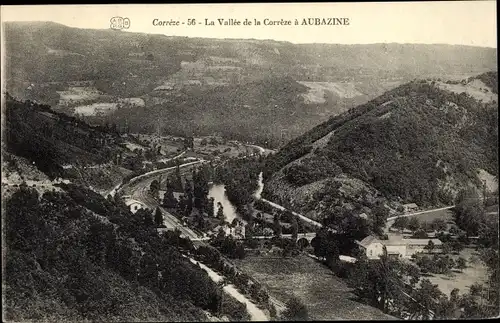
xmin=262 ymin=72 xmax=498 ymax=223
xmin=3 ymin=182 xmax=251 ymax=321
xmin=3 ymin=22 xmax=497 ymax=146
xmin=2 ymin=95 xmax=250 ymax=322
xmin=3 ymin=93 xmax=126 ymax=179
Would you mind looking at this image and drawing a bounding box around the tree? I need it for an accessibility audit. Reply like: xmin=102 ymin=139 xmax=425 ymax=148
xmin=409 ymin=279 xmax=444 ymax=319
xmin=453 ymin=189 xmax=485 ymax=236
xmin=207 ymin=197 xmax=215 ymax=217
xmin=413 ymin=229 xmax=429 ymax=239
xmin=282 ymin=296 xmax=308 ymax=321
xmin=393 ymin=216 xmax=409 ymax=231
xmin=150 ymin=179 xmax=161 ymax=200
xmin=154 ymin=207 xmax=163 ymax=227
xmin=416 ymin=255 xmax=434 ymax=274
xmin=456 ymin=257 xmax=467 ymax=272
xmin=424 ymin=240 xmax=435 ymax=254
xmin=273 ymin=212 xmax=282 ymax=237
xmin=291 ymin=215 xmax=299 ymax=242
xmin=451 ymin=240 xmax=464 ymax=254
xmin=442 ymin=242 xmax=452 ymax=255
xmin=163 ymin=187 xmax=177 ymax=208
xmin=371 ymin=204 xmax=389 ymax=235
xmin=408 ymin=217 xmax=420 ymax=232
xmin=216 ymin=203 xmax=225 ymax=221
xmin=139 ymin=208 xmax=154 ymax=227
xmin=349 ymin=249 xmax=409 ymax=313
xmin=431 ymin=219 xmax=448 ymax=232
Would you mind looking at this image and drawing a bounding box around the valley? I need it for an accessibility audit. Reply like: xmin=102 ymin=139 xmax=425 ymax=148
xmin=2 ymin=17 xmax=498 ymax=322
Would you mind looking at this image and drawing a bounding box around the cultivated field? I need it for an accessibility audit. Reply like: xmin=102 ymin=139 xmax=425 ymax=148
xmin=233 ymin=254 xmax=396 ymax=320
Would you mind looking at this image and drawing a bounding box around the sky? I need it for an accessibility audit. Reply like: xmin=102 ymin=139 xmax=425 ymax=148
xmin=1 ymin=1 xmax=497 ymax=48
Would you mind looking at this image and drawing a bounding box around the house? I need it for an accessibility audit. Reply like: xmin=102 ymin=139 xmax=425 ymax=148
xmin=124 ymin=199 xmax=145 ymax=214
xmin=356 ymin=234 xmax=442 ymax=259
xmin=403 ymin=203 xmax=419 ymax=213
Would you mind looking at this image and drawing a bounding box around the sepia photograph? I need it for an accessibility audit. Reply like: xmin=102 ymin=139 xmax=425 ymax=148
xmin=1 ymin=1 xmax=498 ymax=321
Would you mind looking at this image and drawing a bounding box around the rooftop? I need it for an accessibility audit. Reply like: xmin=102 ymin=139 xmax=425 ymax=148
xmin=357 ymin=234 xmax=442 ymax=248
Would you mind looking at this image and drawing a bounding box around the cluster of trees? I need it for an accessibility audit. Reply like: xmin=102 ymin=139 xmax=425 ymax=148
xmin=282 ymin=297 xmax=309 ymax=321
xmin=210 ymin=230 xmax=246 ymax=259
xmin=348 ymin=249 xmax=496 ymax=319
xmin=473 ymin=71 xmax=498 ymax=94
xmin=4 ymin=184 xmax=246 ymax=321
xmin=415 ymin=254 xmax=466 ymax=275
xmin=314 ymin=204 xmax=389 ymax=256
xmin=452 ymin=188 xmax=493 ymax=238
xmin=214 ymin=156 xmax=262 ymax=208
xmin=250 ymin=206 xmax=306 ymax=234
xmin=158 ymin=165 xmax=217 ymax=232
xmin=392 ymin=216 xmax=449 ymax=233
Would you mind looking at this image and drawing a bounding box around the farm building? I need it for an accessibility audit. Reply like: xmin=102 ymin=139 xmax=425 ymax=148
xmin=402 ymin=203 xmax=419 ymax=213
xmin=356 ymin=234 xmax=442 ymax=259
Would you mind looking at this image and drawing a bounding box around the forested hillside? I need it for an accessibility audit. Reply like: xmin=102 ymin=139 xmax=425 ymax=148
xmin=3 ymin=22 xmax=496 ymax=145
xmin=3 ymin=94 xmax=125 ymax=178
xmin=3 ymin=182 xmax=249 ymax=321
xmin=263 ymin=72 xmax=498 ymax=222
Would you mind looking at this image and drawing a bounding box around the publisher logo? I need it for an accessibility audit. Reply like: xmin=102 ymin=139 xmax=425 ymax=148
xmin=110 ymin=17 xmax=130 ymax=30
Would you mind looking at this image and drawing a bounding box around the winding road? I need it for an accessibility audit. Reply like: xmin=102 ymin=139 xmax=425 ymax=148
xmin=118 ymin=161 xmax=204 ymax=241
xmin=116 ymin=147 xmax=272 ymax=321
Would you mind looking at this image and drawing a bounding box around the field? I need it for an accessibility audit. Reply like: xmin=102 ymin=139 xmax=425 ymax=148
xmin=73 ymin=102 xmax=118 ymax=116
xmin=194 ymin=137 xmax=253 ymax=158
xmin=436 ymin=80 xmax=498 ymax=103
xmin=57 ymin=86 xmax=101 ymax=104
xmin=233 ymin=254 xmax=396 ymax=320
xmin=405 ymin=208 xmax=455 ymax=224
xmin=417 ymin=248 xmax=489 ymax=297
xmin=298 ymin=81 xmax=364 ymax=103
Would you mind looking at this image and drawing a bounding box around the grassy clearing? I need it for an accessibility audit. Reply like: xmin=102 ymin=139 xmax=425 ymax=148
xmin=73 ymin=102 xmax=118 ymax=116
xmin=298 ymin=81 xmax=364 ymax=102
xmin=436 ymin=80 xmax=498 ymax=103
xmin=419 ymin=248 xmax=489 ymax=297
xmin=233 ymin=254 xmax=396 ymax=320
xmin=405 ymin=208 xmax=455 ymax=223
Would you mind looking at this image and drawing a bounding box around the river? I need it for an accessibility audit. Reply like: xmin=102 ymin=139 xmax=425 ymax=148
xmin=208 ymin=184 xmax=239 ymax=223
xmin=208 ymin=171 xmax=266 ymax=224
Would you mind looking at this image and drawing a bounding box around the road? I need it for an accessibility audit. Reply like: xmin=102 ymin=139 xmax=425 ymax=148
xmin=384 ymin=205 xmax=455 ymax=232
xmin=108 ymin=150 xmax=189 ymax=198
xmin=185 ymin=256 xmax=269 ymax=321
xmin=254 ymin=172 xmax=324 ymax=229
xmin=120 ymin=158 xmax=273 ymax=320
xmin=119 ymin=161 xmax=204 ymax=241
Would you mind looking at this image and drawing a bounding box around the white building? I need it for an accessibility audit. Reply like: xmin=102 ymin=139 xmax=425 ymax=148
xmin=402 ymin=203 xmax=419 ymax=213
xmin=124 ymin=198 xmax=145 ymax=214
xmin=356 ymin=234 xmax=442 ymax=259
